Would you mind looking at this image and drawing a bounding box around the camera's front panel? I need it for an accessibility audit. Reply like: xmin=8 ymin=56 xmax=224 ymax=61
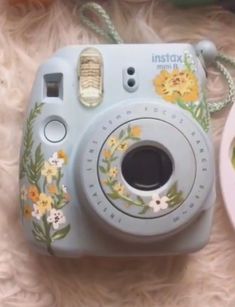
xmin=20 ymin=44 xmax=215 ymax=256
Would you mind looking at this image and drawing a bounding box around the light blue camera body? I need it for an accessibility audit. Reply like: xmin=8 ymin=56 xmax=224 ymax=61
xmin=19 ymin=44 xmax=215 ymax=257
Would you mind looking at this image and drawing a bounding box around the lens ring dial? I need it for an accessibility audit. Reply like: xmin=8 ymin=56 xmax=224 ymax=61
xmin=76 ymin=101 xmax=214 ymax=239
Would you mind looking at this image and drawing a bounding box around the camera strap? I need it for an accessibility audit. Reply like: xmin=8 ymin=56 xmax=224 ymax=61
xmin=79 ymin=1 xmax=235 ymax=114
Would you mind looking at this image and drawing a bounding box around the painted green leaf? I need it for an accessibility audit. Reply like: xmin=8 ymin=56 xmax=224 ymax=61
xmin=119 ymin=129 xmax=125 ymax=139
xmin=138 ymin=206 xmax=149 ymax=215
xmin=232 ymin=147 xmax=235 ymax=169
xmin=184 ymin=53 xmax=193 ymax=72
xmin=166 ymin=182 xmax=184 ymax=207
xmin=99 ymin=166 xmax=107 ymax=173
xmin=110 ymin=156 xmax=118 ymax=162
xmin=51 ymin=224 xmax=71 ymax=241
xmin=137 ymin=195 xmax=145 ymax=205
xmin=32 ymin=221 xmax=46 ymax=240
xmin=127 ymin=125 xmax=131 ymax=135
xmin=107 ymin=192 xmax=120 ymax=200
xmin=32 ymin=230 xmax=46 ymax=242
xmin=139 ymin=206 xmax=149 ymax=214
xmin=27 ymin=144 xmax=44 ymax=185
xmin=167 ymin=182 xmax=177 ymax=198
xmin=20 ymin=102 xmax=44 ymax=179
xmin=54 ymin=194 xmax=66 ymax=209
xmin=56 ymin=201 xmax=67 ymax=209
xmin=109 ymin=179 xmax=118 ymax=186
xmin=177 ymin=96 xmax=210 ymax=133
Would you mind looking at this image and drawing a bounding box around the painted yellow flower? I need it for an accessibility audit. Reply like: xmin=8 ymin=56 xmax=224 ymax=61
xmin=48 ymin=184 xmax=58 ymax=195
xmin=36 ymin=193 xmax=53 ymax=215
xmin=118 ymin=142 xmax=128 ymax=152
xmin=130 ymin=126 xmax=141 ymax=138
xmin=153 ymin=69 xmax=199 ymax=103
xmin=23 ymin=204 xmax=32 ymax=219
xmin=57 ymin=150 xmax=68 ymax=164
xmin=28 ymin=185 xmax=39 ymax=202
xmin=41 ymin=161 xmax=58 ymax=183
xmin=108 ymin=167 xmax=118 ymax=178
xmin=114 ymin=183 xmax=125 ymax=195
xmin=102 ymin=179 xmax=109 ymax=185
xmin=108 ymin=137 xmax=117 ymax=147
xmin=103 ymin=149 xmax=112 ymax=160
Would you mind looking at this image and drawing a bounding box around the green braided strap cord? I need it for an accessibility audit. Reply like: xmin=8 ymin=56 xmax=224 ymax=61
xmin=208 ymin=53 xmax=235 ymax=113
xmin=79 ymin=2 xmax=123 ymax=44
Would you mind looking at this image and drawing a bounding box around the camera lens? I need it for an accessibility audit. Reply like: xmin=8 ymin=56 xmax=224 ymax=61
xmin=121 ymin=145 xmax=173 ymax=191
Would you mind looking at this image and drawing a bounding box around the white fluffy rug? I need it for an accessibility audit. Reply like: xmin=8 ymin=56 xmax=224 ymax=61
xmin=1 ymin=0 xmax=235 ymax=306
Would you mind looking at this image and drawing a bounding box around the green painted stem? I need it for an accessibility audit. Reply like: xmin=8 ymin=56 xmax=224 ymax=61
xmin=42 ymin=214 xmax=53 ymax=255
xmin=107 ymin=183 xmax=144 ymax=208
xmin=110 ymin=135 xmax=129 ymax=157
xmin=43 ymin=178 xmax=46 ymax=193
xmin=47 ymin=244 xmax=54 ymax=256
xmin=56 ymin=169 xmax=62 ymax=190
xmin=35 ymin=182 xmax=41 ymax=194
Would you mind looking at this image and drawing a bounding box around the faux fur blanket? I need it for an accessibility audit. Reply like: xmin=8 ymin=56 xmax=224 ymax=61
xmin=1 ymin=0 xmax=235 ymax=306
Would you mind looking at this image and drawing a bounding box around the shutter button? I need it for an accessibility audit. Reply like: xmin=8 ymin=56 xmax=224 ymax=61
xmin=44 ymin=120 xmax=66 ymax=143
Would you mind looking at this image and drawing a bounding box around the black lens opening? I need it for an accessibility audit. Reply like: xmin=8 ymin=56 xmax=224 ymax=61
xmin=121 ymin=145 xmax=173 ymax=191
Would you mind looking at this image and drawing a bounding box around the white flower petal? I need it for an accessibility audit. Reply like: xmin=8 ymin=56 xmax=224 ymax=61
xmin=52 ymin=152 xmax=58 ymax=159
xmin=62 ymin=185 xmax=67 ymax=193
xmin=161 ymin=196 xmax=169 ymax=202
xmin=53 ymin=222 xmax=59 ymax=230
xmin=50 ymin=208 xmax=57 ymax=215
xmin=152 ymin=193 xmax=160 ymax=202
xmin=160 ymin=202 xmax=168 ymax=210
xmin=153 ymin=205 xmax=161 ymax=213
xmin=32 ymin=208 xmax=41 ymax=220
xmin=60 ymin=216 xmax=66 ymax=224
xmin=148 ymin=200 xmax=156 ymax=208
xmin=47 ymin=216 xmax=53 ymax=223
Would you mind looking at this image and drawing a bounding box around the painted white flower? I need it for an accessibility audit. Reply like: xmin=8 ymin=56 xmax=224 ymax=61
xmin=61 ymin=184 xmax=67 ymax=193
xmin=20 ymin=185 xmax=28 ymax=200
xmin=31 ymin=203 xmax=42 ymax=220
xmin=148 ymin=194 xmax=169 ymax=213
xmin=47 ymin=208 xmax=66 ymax=230
xmin=49 ymin=152 xmax=64 ymax=168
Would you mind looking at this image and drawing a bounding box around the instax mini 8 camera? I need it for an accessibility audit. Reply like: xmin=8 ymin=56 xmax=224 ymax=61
xmin=19 ymin=44 xmax=215 ymax=257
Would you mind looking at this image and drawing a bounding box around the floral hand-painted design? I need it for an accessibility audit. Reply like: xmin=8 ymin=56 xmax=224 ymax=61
xmin=99 ymin=125 xmax=184 ymax=215
xmin=149 ymin=194 xmax=169 ymax=212
xmin=153 ymin=52 xmax=210 ymax=132
xmin=154 ymin=69 xmax=199 ymax=103
xmin=20 ymin=103 xmax=71 ymax=255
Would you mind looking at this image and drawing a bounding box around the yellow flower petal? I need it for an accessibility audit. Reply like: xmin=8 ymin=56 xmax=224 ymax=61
xmin=118 ymin=142 xmax=128 ymax=152
xmin=107 ymin=137 xmax=117 ymax=147
xmin=36 ymin=193 xmax=53 ymax=215
xmin=57 ymin=150 xmax=68 ymax=164
xmin=103 ymin=149 xmax=112 ymax=160
xmin=28 ymin=185 xmax=39 ymax=202
xmin=41 ymin=161 xmax=58 ymax=183
xmin=154 ymin=69 xmax=199 ymax=103
xmin=130 ymin=126 xmax=141 ymax=138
